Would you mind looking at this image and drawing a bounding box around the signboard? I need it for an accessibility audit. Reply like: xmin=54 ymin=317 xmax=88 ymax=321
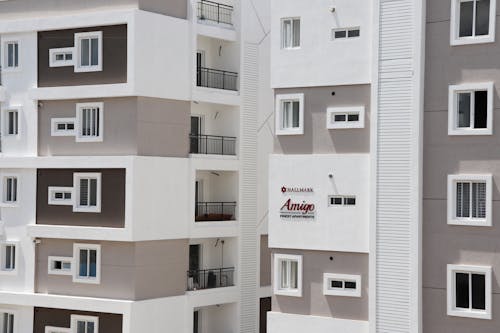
xmin=279 ymin=185 xmax=315 ymax=220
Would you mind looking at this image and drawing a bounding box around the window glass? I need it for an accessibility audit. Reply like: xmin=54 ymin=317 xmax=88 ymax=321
xmin=348 ymin=29 xmax=360 ymax=37
xmin=474 ymin=90 xmax=488 ymax=128
xmin=475 ymin=0 xmax=490 ymax=36
xmin=455 ymin=272 xmax=470 ymax=308
xmin=335 ymin=30 xmax=346 ymax=38
xmin=472 ymin=273 xmax=486 ymax=310
xmin=457 ymin=92 xmax=471 ymax=128
xmin=459 ymin=1 xmax=474 ymax=37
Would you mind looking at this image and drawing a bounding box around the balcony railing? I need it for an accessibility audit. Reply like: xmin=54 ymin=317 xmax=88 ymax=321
xmin=197 ymin=0 xmax=233 ymax=25
xmin=195 ymin=202 xmax=236 ymax=222
xmin=190 ymin=134 xmax=236 ymax=155
xmin=187 ymin=267 xmax=235 ymax=290
xmin=197 ymin=67 xmax=238 ymax=91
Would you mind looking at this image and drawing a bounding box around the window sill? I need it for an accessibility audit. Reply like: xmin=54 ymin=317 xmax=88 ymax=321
xmin=0 ymin=202 xmax=19 ymax=208
xmin=73 ymin=206 xmax=101 ymax=213
xmin=72 ymin=276 xmax=100 ymax=284
xmin=74 ymin=66 xmax=103 ymax=73
xmin=448 ymin=218 xmax=491 ymax=227
xmin=276 ymin=129 xmax=303 ymax=136
xmin=448 ymin=128 xmax=493 ymax=136
xmin=0 ymin=269 xmax=17 ymax=276
xmin=451 ymin=35 xmax=495 ymax=46
xmin=448 ymin=308 xmax=491 ymax=320
xmin=274 ymin=289 xmax=302 ymax=297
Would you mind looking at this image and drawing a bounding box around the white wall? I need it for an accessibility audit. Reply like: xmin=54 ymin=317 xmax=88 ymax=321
xmin=197 ymin=35 xmax=240 ymax=74
xmin=267 ymin=312 xmax=368 ymax=333
xmin=268 ymin=154 xmax=369 ymax=252
xmin=128 ymin=296 xmax=189 ymax=333
xmin=0 ymin=169 xmax=36 ymax=292
xmin=270 ymin=0 xmax=372 ymax=88
xmin=130 ymin=157 xmax=190 ymax=241
xmin=134 ymin=10 xmax=191 ymax=100
xmin=191 ymin=102 xmax=239 ymax=139
xmin=199 ymin=303 xmax=238 ymax=333
xmin=190 ymin=237 xmax=238 ymax=270
xmin=0 ymin=32 xmax=38 ymax=156
xmin=195 ymin=170 xmax=238 ymax=204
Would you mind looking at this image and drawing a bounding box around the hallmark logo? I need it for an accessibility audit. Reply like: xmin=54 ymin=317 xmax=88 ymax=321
xmin=281 ymin=186 xmax=314 ymax=194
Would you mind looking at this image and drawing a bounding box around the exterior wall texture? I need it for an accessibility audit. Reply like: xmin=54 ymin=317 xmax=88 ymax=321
xmin=34 ymin=307 xmax=122 ymax=333
xmin=423 ymin=0 xmax=500 ymax=331
xmin=37 ymin=25 xmax=128 ymax=87
xmin=35 ymin=238 xmax=188 ymax=300
xmin=274 ymin=85 xmax=370 ymax=154
xmin=271 ymin=249 xmax=368 ymax=321
xmin=260 ymin=235 xmax=271 ymax=287
xmin=36 ymin=169 xmax=126 ymax=227
xmin=38 ymin=97 xmax=190 ymax=157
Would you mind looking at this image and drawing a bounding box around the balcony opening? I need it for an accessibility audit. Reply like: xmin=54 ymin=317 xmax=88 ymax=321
xmin=195 ymin=170 xmax=237 ymax=222
xmin=192 ymin=303 xmax=237 ymax=333
xmin=196 ymin=36 xmax=239 ymax=91
xmin=190 ymin=114 xmax=237 ymax=156
xmin=188 ymin=238 xmax=236 ymax=291
xmin=197 ymin=0 xmax=234 ymax=26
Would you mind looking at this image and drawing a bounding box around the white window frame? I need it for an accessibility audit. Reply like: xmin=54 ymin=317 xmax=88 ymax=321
xmin=448 ymin=82 xmax=494 ymax=135
xmin=47 ymin=256 xmax=73 ymax=276
xmin=49 ymin=47 xmax=75 ymax=68
xmin=275 ymin=93 xmax=304 ymax=136
xmin=51 ymin=118 xmax=76 ymax=137
xmin=73 ymin=243 xmax=101 ymax=284
xmin=0 ymin=242 xmax=18 ymax=275
xmin=2 ymin=40 xmax=19 ymax=71
xmin=326 ymin=106 xmax=365 ymax=129
xmin=447 ymin=264 xmax=492 ymax=320
xmin=73 ymin=173 xmax=101 ymax=213
xmin=273 ymin=254 xmax=302 ymax=297
xmin=447 ymin=174 xmax=492 ymax=226
xmin=450 ymin=0 xmax=496 ymax=45
xmin=70 ymin=314 xmax=99 ymax=333
xmin=1 ymin=175 xmax=19 ymax=207
xmin=48 ymin=186 xmax=74 ymax=206
xmin=323 ymin=273 xmax=361 ymax=297
xmin=281 ymin=17 xmax=301 ymax=49
xmin=0 ymin=310 xmax=17 ymax=333
xmin=45 ymin=326 xmax=71 ymax=333
xmin=74 ymin=31 xmax=103 ymax=73
xmin=331 ymin=27 xmax=361 ymax=40
xmin=3 ymin=108 xmax=20 ymax=137
xmin=75 ymin=103 xmax=104 ymax=142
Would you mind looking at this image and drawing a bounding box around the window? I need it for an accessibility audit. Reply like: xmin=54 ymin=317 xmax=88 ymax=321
xmin=73 ymin=244 xmax=101 ymax=284
xmin=273 ymin=254 xmax=302 ymax=297
xmin=2 ymin=176 xmax=17 ymax=205
xmin=0 ymin=243 xmax=16 ymax=274
xmin=51 ymin=118 xmax=76 ymax=137
xmin=73 ymin=173 xmax=101 ymax=213
xmin=48 ymin=256 xmax=73 ymax=276
xmin=49 ymin=47 xmax=74 ymax=67
xmin=75 ymin=31 xmax=102 ymax=72
xmin=76 ymin=103 xmax=103 ymax=142
xmin=448 ymin=174 xmax=492 ymax=226
xmin=451 ymin=0 xmax=496 ymax=45
xmin=323 ymin=273 xmax=361 ymax=297
xmin=275 ymin=94 xmax=304 ymax=135
xmin=448 ymin=83 xmax=493 ymax=135
xmin=328 ymin=195 xmax=356 ymax=206
xmin=48 ymin=187 xmax=73 ymax=206
xmin=332 ymin=27 xmax=361 ymax=40
xmin=70 ymin=315 xmax=98 ymax=333
xmin=281 ymin=18 xmax=300 ymax=49
xmin=0 ymin=312 xmax=14 ymax=333
xmin=447 ymin=265 xmax=491 ymax=319
xmin=4 ymin=110 xmax=19 ymax=136
xmin=3 ymin=41 xmax=19 ymax=70
xmin=327 ymin=106 xmax=365 ymax=129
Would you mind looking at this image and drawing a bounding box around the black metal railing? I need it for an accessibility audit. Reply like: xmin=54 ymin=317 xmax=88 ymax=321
xmin=197 ymin=0 xmax=233 ymax=25
xmin=197 ymin=67 xmax=238 ymax=91
xmin=187 ymin=267 xmax=235 ymax=290
xmin=190 ymin=134 xmax=236 ymax=155
xmin=195 ymin=202 xmax=236 ymax=222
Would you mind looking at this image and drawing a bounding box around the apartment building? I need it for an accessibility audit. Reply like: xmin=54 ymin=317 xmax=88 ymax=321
xmin=266 ymin=0 xmax=500 ymax=332
xmin=0 ymin=1 xmax=270 ymax=333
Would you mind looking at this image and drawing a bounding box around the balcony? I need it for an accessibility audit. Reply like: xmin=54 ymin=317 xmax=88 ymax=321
xmin=190 ymin=134 xmax=236 ymax=156
xmin=197 ymin=0 xmax=233 ymax=26
xmin=197 ymin=67 xmax=238 ymax=91
xmin=195 ymin=202 xmax=236 ymax=222
xmin=187 ymin=267 xmax=235 ymax=291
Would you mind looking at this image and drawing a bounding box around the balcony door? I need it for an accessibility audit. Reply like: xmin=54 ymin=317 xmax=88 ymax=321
xmin=190 ymin=244 xmax=202 ymax=289
xmin=190 ymin=116 xmax=202 ymax=154
xmin=196 ymin=50 xmax=205 ymax=86
xmin=193 ymin=310 xmax=200 ymax=333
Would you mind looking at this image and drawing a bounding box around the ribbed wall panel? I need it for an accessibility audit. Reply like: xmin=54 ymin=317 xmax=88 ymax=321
xmin=239 ymin=43 xmax=259 ymax=333
xmin=375 ymin=0 xmax=422 ymax=332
